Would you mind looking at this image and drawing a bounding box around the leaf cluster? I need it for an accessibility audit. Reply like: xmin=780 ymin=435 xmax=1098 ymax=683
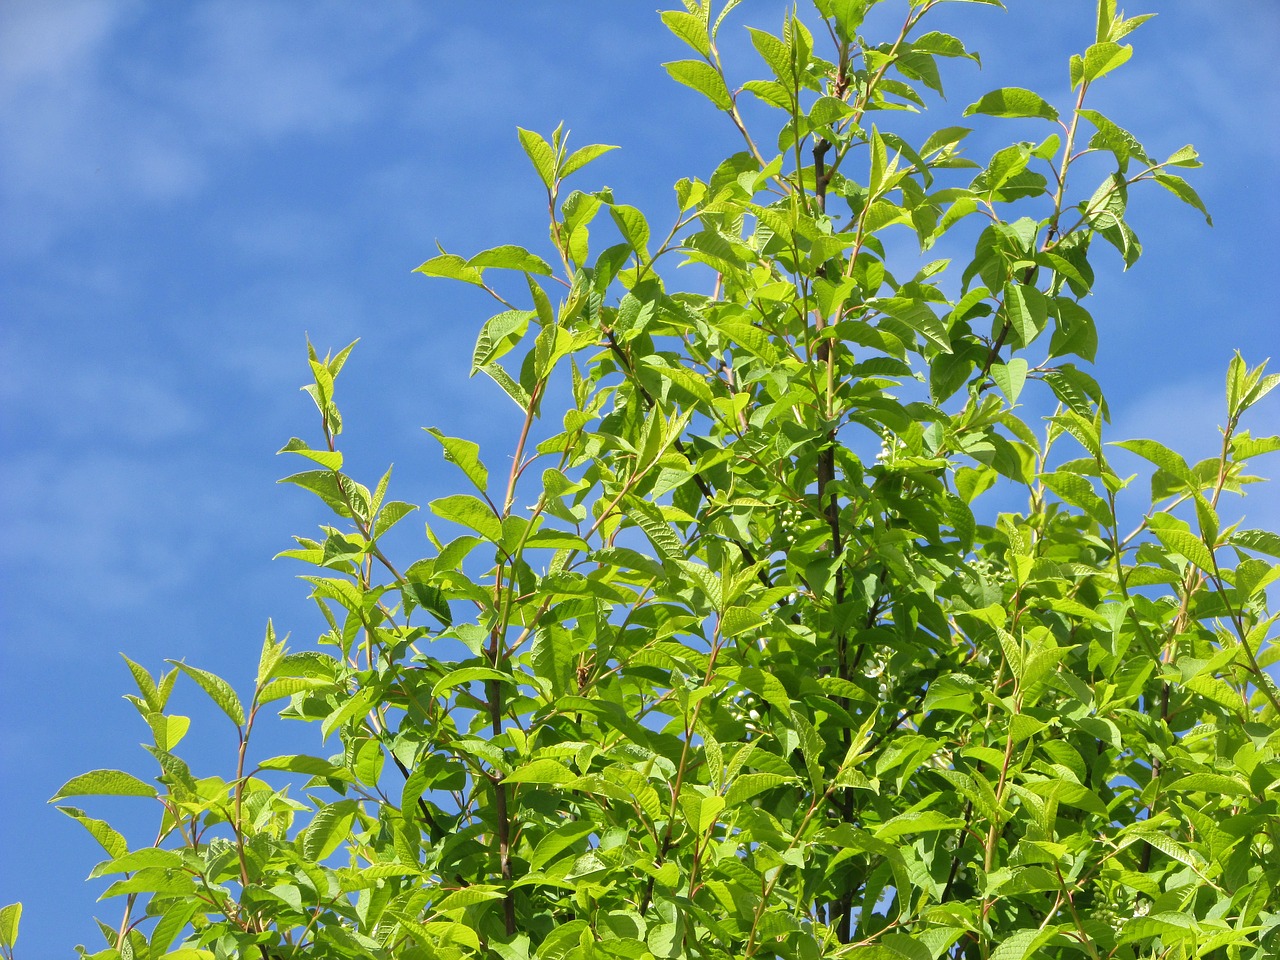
xmin=34 ymin=2 xmax=1280 ymax=960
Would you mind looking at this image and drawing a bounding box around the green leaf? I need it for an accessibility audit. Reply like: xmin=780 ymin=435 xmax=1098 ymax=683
xmin=1003 ymin=281 xmax=1048 ymax=348
xmin=1044 ymin=365 xmax=1108 ymax=419
xmin=278 ymin=469 xmax=356 ymax=518
xmin=1111 ymin=438 xmax=1193 ymax=483
xmin=1081 ymin=41 xmax=1132 ymax=82
xmin=561 ymin=142 xmax=620 ymax=179
xmin=1168 ymin=772 xmax=1251 ymax=797
xmin=663 ymin=59 xmax=733 ymax=111
xmin=425 ymin=428 xmax=489 ymax=493
xmin=56 ymin=807 xmax=128 ymax=859
xmin=472 ymin=309 xmax=536 ymax=372
xmin=624 ymin=498 xmax=685 ymax=562
xmin=516 ymin=127 xmax=557 ymax=187
xmin=278 ymin=436 xmax=343 ymax=471
xmin=120 ymin=655 xmax=165 ymax=713
xmin=913 ymin=30 xmax=978 ymax=61
xmin=1164 ymin=143 xmax=1202 ymax=168
xmin=433 ymin=886 xmax=508 ymax=913
xmin=255 ymin=619 xmax=286 ymax=686
xmin=1153 ymin=172 xmax=1212 ymax=225
xmin=530 ymin=821 xmax=597 ymax=873
xmin=1232 ymin=529 xmax=1280 ymax=558
xmin=372 ymin=500 xmax=418 ymax=540
xmin=149 ymin=901 xmax=199 ymax=956
xmin=168 ymin=661 xmax=246 ymax=727
xmin=50 ymin=769 xmax=157 ymax=801
xmin=639 ymin=356 xmax=715 ymax=405
xmin=0 ymin=903 xmax=20 ymax=951
xmin=89 ymin=847 xmax=183 ymax=878
xmin=747 ymin=26 xmax=795 ymax=84
xmin=724 ymin=773 xmax=792 ymax=808
xmin=963 ymin=87 xmax=1059 ymax=121
xmin=874 ymin=810 xmax=966 ymax=840
xmin=610 ymin=204 xmax=651 ymax=260
xmin=430 ymin=494 xmax=503 ymax=542
xmin=478 ymin=360 xmax=532 ymax=409
xmin=506 ymin=758 xmax=576 ymax=785
xmin=827 ymin=0 xmax=869 ymax=42
xmin=679 ymin=793 xmax=726 ymax=835
xmin=874 ymin=297 xmax=951 ymax=353
xmin=1080 ymin=109 xmax=1148 ymax=166
xmin=989 ymin=928 xmax=1059 ymax=960
xmin=413 ymin=252 xmax=484 ymax=286
xmin=146 ymin=712 xmax=190 ymax=752
xmin=712 ymin=0 xmax=747 ymax=38
xmin=532 ymin=625 xmax=576 ymax=699
xmin=302 ymin=800 xmax=358 ymax=861
xmin=990 ymin=358 xmax=1027 ymax=403
xmin=660 ymin=9 xmax=710 ymax=57
xmin=466 ymin=244 xmax=553 ymax=275
xmin=1117 ymin=912 xmax=1197 ymax=946
xmin=1038 ymin=471 xmax=1112 ymax=524
xmin=1151 ymin=526 xmax=1217 ymax=572
xmin=432 ymin=666 xmax=510 ymax=698
xmin=257 ymin=676 xmax=338 ymax=703
xmin=259 ymin=753 xmax=350 ymax=779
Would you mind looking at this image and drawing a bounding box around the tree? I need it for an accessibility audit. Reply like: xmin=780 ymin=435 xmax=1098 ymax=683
xmin=17 ymin=0 xmax=1280 ymax=957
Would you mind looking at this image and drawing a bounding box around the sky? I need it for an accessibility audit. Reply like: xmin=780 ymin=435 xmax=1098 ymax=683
xmin=1 ymin=0 xmax=1277 ymax=953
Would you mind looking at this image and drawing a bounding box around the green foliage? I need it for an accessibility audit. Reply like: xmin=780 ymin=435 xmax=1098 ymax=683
xmin=38 ymin=2 xmax=1280 ymax=959
xmin=0 ymin=903 xmax=21 ymax=960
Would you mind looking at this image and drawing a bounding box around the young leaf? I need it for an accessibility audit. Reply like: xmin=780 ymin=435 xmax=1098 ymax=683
xmin=990 ymin=358 xmax=1028 ymax=403
xmin=413 ymin=252 xmax=484 ymax=286
xmin=663 ymin=60 xmax=734 ymax=110
xmin=1151 ymin=526 xmax=1217 ymax=572
xmin=0 ymin=904 xmax=19 ymax=951
xmin=963 ymin=87 xmax=1059 ymax=121
xmin=660 ymin=9 xmax=711 ymax=57
xmin=466 ymin=244 xmax=554 ymax=275
xmin=168 ymin=661 xmax=246 ymax=727
xmin=610 ymin=204 xmax=651 ymax=260
xmin=1003 ymin=281 xmax=1048 ymax=348
xmin=1110 ymin=438 xmax=1193 ymax=483
xmin=1153 ymin=172 xmax=1212 ymax=225
xmin=50 ymin=769 xmax=157 ymax=801
xmin=1081 ymin=41 xmax=1132 ymax=82
xmin=56 ymin=807 xmax=128 ymax=859
xmin=561 ymin=142 xmax=620 ymax=179
xmin=516 ymin=127 xmax=558 ymax=187
xmin=430 ymin=494 xmax=503 ymax=542
xmin=425 ymin=428 xmax=490 ymax=493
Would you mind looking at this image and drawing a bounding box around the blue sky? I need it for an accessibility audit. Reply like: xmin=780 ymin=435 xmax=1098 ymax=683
xmin=2 ymin=1 xmax=1277 ymax=953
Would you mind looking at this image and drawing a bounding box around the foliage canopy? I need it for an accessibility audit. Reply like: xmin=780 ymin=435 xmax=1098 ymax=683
xmin=18 ymin=2 xmax=1280 ymax=959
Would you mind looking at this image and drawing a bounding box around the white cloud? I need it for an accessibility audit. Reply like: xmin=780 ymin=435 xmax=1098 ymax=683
xmin=0 ymin=1 xmax=424 ymax=257
xmin=5 ymin=452 xmax=211 ymax=611
xmin=0 ymin=0 xmax=124 ymax=91
xmin=144 ymin=2 xmax=423 ymax=145
xmin=0 ymin=334 xmax=200 ymax=445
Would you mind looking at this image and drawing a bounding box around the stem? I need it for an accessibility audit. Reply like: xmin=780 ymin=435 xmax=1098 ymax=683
xmin=1046 ymin=80 xmax=1090 ymax=244
xmin=504 ymin=380 xmax=545 ymax=516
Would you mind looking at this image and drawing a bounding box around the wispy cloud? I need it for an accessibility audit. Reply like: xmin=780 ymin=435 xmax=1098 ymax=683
xmin=0 ymin=1 xmax=424 ymax=257
xmin=1 ymin=336 xmax=201 ymax=445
